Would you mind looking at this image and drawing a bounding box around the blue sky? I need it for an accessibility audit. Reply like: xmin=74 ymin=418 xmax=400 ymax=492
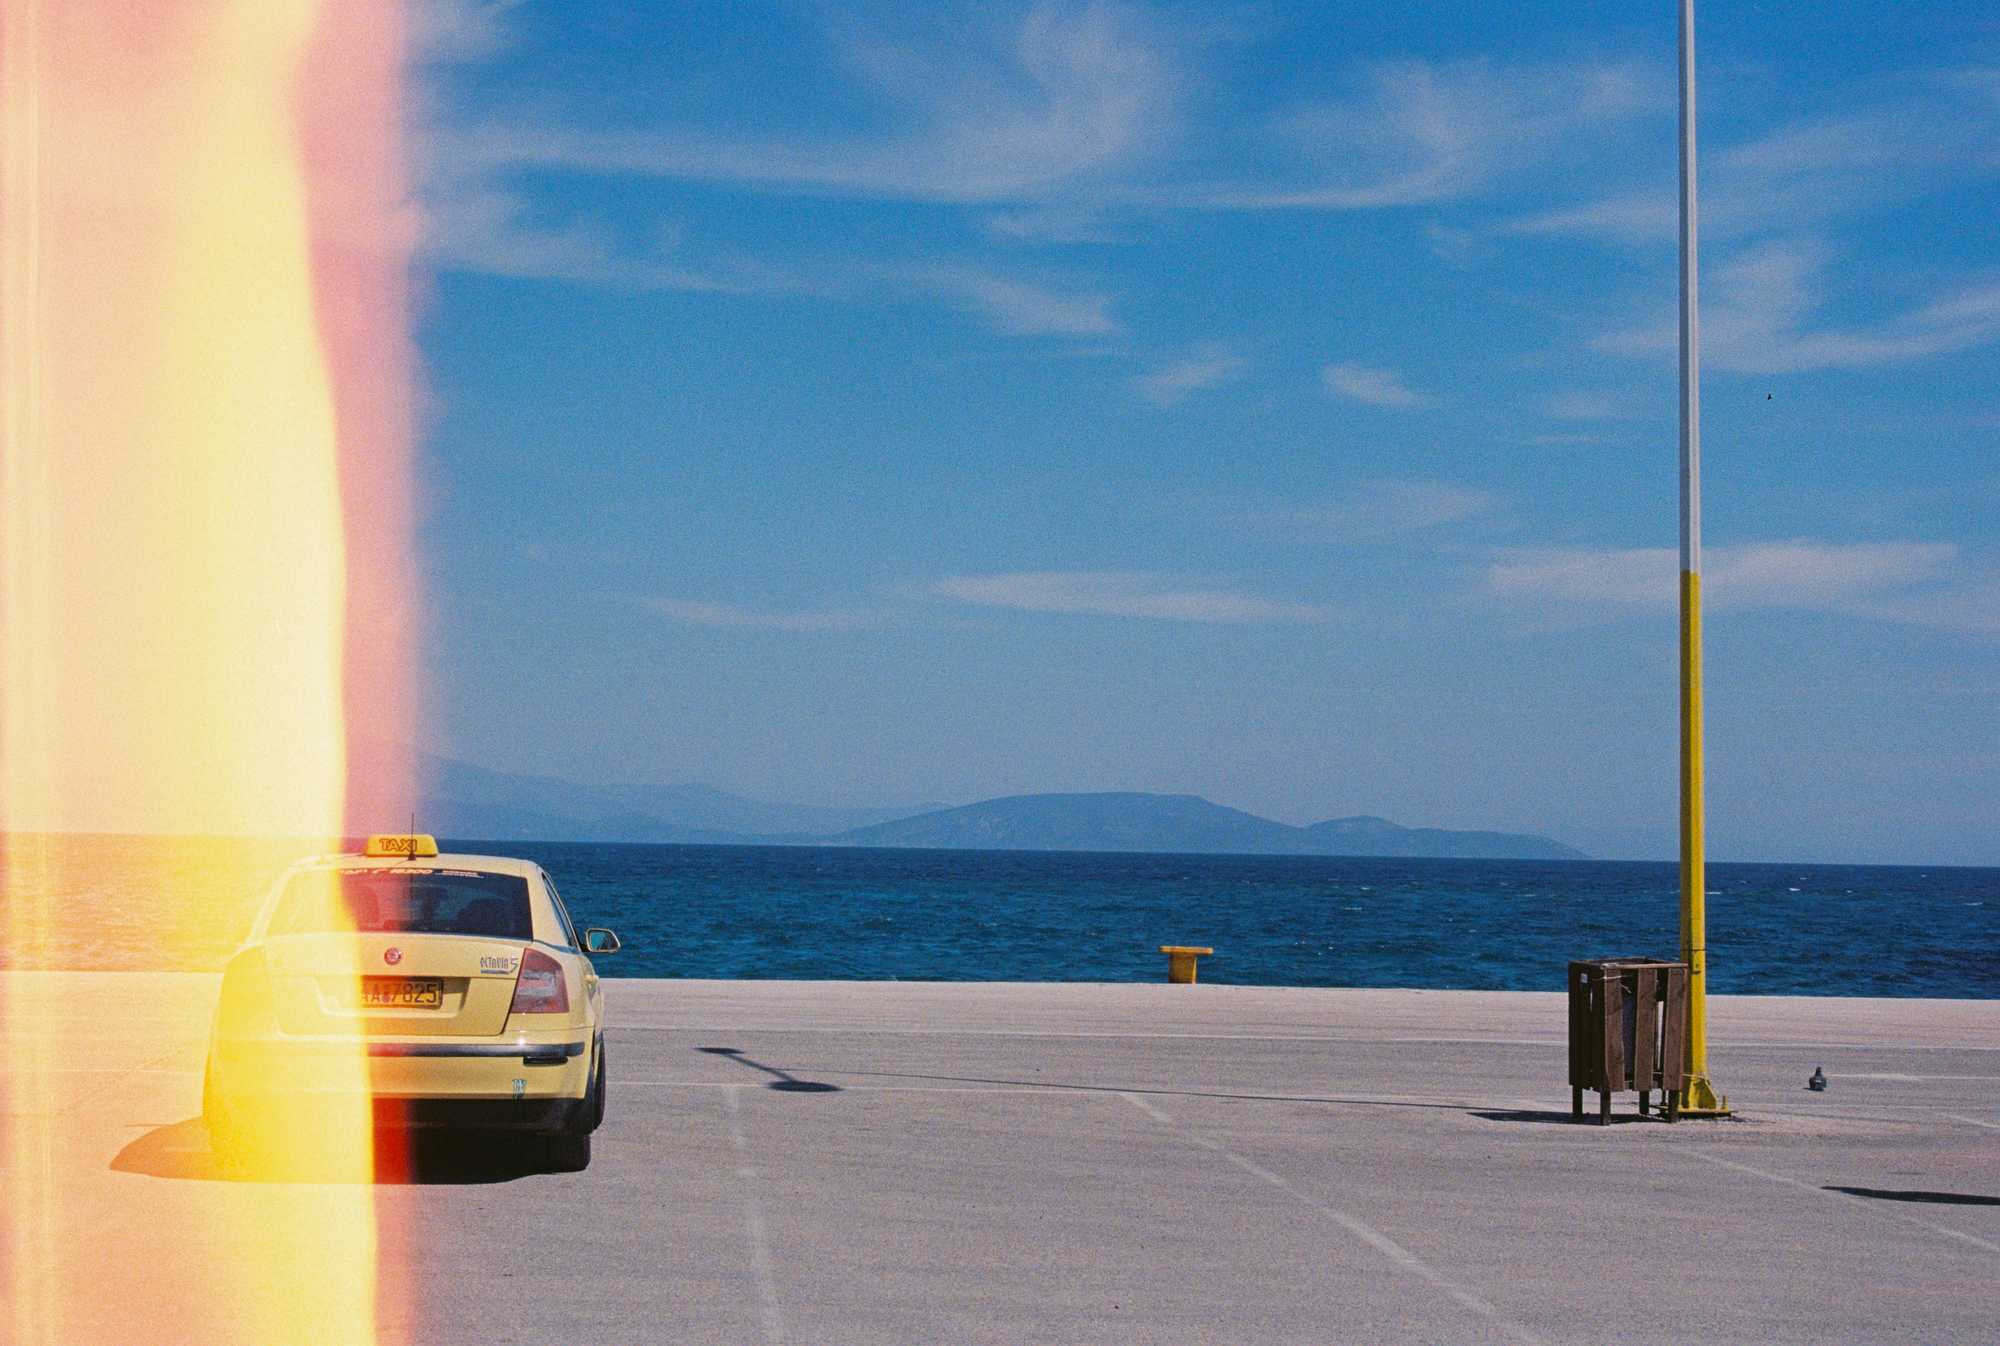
xmin=408 ymin=1 xmax=1999 ymax=864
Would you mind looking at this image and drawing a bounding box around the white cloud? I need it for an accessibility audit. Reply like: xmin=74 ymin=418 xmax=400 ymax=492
xmin=931 ymin=571 xmax=1327 ymax=623
xmin=1132 ymin=345 xmax=1248 ymax=406
xmin=1321 ymin=362 xmax=1431 ymax=409
xmin=1423 ymin=222 xmax=1491 ymax=267
xmin=1203 ymin=57 xmax=1657 ymax=210
xmin=1486 ymin=540 xmax=1973 ymax=623
xmin=433 ymin=30 xmax=1665 ymax=222
xmin=1508 ymin=83 xmax=2000 ymax=245
xmin=412 ymin=0 xmax=527 ymax=63
xmin=416 ymin=4 xmax=1146 ymax=339
xmin=1849 ymin=577 xmax=2000 ymax=636
xmin=1595 ymin=238 xmax=2000 ymax=374
xmin=1509 ymin=192 xmax=1676 ymax=246
xmin=905 ymin=264 xmax=1118 ymax=335
xmin=1708 ymin=540 xmax=1969 ymax=610
xmin=420 ymin=12 xmax=1999 ymax=388
xmin=982 ymin=205 xmax=1119 ymax=244
xmin=1544 ymin=390 xmax=1630 ymax=421
xmin=420 ymin=185 xmax=757 ymax=294
xmin=648 ymin=599 xmax=882 ymax=632
xmin=1245 ymin=478 xmax=1498 ymax=541
xmin=439 ymin=2 xmax=1183 ymax=204
xmin=421 ymin=188 xmax=1114 ymax=335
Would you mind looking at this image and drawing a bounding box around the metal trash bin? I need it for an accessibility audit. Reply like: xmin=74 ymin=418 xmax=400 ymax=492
xmin=1567 ymin=958 xmax=1688 ymax=1124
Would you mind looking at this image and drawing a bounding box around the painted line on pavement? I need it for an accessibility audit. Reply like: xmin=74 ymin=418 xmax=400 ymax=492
xmin=613 ymin=1023 xmax=1563 ymax=1046
xmin=30 ymin=1067 xmax=201 ymax=1076
xmin=1119 ymin=1092 xmax=1547 ymax=1345
xmin=613 ymin=1023 xmax=1999 ymax=1052
xmin=1675 ymin=1150 xmax=2000 ymax=1256
xmin=625 ymin=1078 xmax=1523 ymax=1112
xmin=1943 ymin=1113 xmax=2000 ymax=1132
xmin=627 ymin=1080 xmax=1096 ymax=1095
xmin=722 ymin=1084 xmax=787 ymax=1345
xmin=1120 ymin=1092 xmax=1175 ymax=1124
xmin=1830 ymin=1073 xmax=2000 ymax=1082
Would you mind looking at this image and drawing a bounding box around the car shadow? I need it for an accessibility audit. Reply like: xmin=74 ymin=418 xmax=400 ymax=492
xmin=110 ymin=1118 xmax=545 ymax=1185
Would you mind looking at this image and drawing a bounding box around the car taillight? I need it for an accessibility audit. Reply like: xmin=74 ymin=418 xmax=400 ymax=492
xmin=509 ymin=948 xmax=570 ymax=1014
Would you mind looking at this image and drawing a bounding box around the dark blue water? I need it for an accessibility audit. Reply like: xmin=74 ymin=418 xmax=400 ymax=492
xmin=6 ymin=837 xmax=1993 ymax=994
xmin=499 ymin=843 xmax=1996 ymax=997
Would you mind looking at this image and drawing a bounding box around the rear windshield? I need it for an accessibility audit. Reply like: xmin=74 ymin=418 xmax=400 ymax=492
xmin=269 ymin=868 xmax=533 ymax=940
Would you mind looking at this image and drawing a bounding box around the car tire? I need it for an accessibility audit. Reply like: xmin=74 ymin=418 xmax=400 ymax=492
xmin=587 ymin=1038 xmax=607 ymax=1133
xmin=201 ymin=1055 xmax=221 ymax=1129
xmin=202 ymin=1055 xmax=244 ymax=1168
xmin=545 ymin=1131 xmax=591 ymax=1172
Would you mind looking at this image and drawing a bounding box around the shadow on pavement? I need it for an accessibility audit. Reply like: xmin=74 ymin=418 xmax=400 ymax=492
xmin=1827 ymin=1186 xmax=2000 ymax=1207
xmin=698 ymin=1045 xmax=842 ymax=1092
xmin=1470 ymin=1108 xmax=1663 ymax=1126
xmin=826 ymin=1066 xmax=1499 ymax=1114
xmin=111 ymin=1118 xmax=544 ymax=1185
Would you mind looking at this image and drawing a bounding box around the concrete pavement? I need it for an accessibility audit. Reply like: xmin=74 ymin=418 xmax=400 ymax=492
xmin=5 ymin=974 xmax=1997 ymax=1344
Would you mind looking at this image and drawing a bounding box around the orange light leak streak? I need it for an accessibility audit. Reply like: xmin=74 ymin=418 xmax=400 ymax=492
xmin=1 ymin=2 xmax=417 ymax=1343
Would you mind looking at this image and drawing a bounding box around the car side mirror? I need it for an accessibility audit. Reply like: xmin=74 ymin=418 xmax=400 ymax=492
xmin=584 ymin=928 xmax=621 ymax=954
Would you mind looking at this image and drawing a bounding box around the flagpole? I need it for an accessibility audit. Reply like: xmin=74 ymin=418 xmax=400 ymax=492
xmin=1677 ymin=0 xmax=1728 ymax=1117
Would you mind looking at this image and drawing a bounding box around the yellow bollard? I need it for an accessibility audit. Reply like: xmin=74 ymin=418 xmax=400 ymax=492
xmin=1160 ymin=946 xmax=1213 ymax=984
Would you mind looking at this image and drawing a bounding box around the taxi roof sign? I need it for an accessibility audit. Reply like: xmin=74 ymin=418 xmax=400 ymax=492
xmin=364 ymin=833 xmax=439 ymax=858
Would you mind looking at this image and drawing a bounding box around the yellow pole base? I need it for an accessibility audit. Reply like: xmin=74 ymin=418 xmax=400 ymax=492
xmin=1160 ymin=946 xmax=1212 ymax=984
xmin=1676 ymin=1075 xmax=1732 ymax=1117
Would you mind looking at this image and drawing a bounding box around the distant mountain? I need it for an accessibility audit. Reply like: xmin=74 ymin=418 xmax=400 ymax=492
xmin=1302 ymin=815 xmax=1587 ymax=860
xmin=416 ymin=754 xmax=939 ymax=844
xmin=577 ymin=780 xmax=938 ymax=838
xmin=834 ymin=793 xmax=1303 ymax=855
xmin=410 ymin=757 xmax=1584 ymax=859
xmin=830 ymin=793 xmax=1587 ymax=860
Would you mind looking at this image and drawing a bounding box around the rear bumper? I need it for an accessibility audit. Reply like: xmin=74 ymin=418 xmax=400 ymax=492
xmin=373 ymin=1096 xmax=587 ymax=1132
xmin=211 ymin=1034 xmax=595 ymax=1107
xmin=366 ymin=1040 xmax=586 ymax=1064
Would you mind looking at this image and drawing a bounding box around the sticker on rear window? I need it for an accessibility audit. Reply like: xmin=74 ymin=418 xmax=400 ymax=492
xmin=480 ymin=955 xmax=520 ymax=975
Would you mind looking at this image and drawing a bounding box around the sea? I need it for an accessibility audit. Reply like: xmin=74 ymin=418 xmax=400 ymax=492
xmin=3 ymin=836 xmax=1995 ymax=996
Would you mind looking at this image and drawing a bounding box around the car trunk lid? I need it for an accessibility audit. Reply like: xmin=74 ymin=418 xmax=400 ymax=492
xmin=263 ymin=933 xmax=523 ymax=1037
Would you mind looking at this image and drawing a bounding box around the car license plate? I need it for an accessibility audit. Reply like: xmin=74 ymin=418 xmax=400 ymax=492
xmin=361 ymin=977 xmax=442 ymax=1009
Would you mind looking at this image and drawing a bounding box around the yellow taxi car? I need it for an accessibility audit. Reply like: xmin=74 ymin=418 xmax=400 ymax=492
xmin=203 ymin=835 xmax=620 ymax=1172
